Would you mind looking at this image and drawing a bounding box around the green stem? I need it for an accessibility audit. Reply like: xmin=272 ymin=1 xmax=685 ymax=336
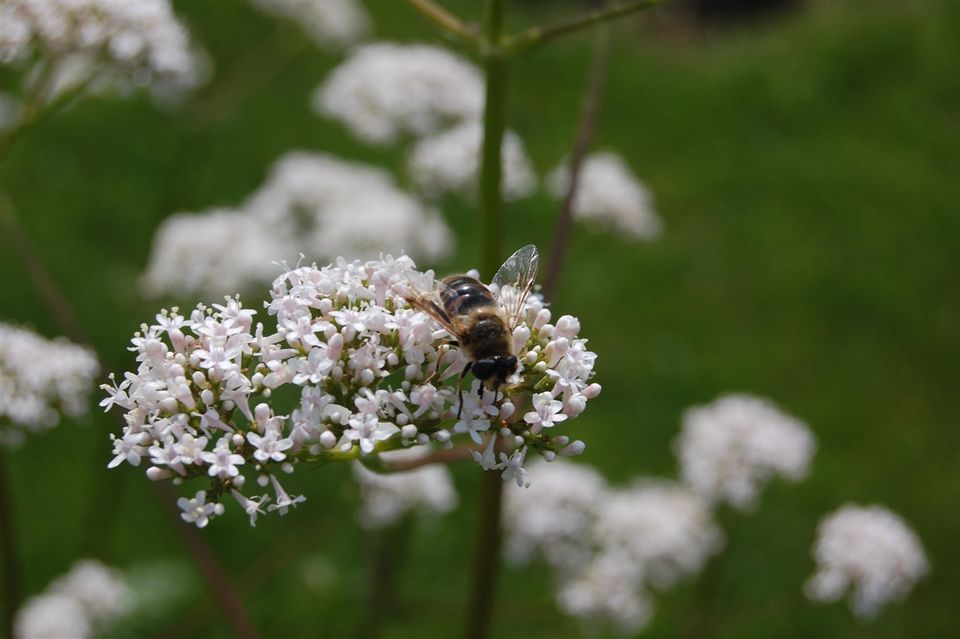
xmin=405 ymin=0 xmax=482 ymax=48
xmin=0 ymin=449 xmax=21 ymax=639
xmin=503 ymin=0 xmax=668 ymax=55
xmin=465 ymin=2 xmax=508 ymax=638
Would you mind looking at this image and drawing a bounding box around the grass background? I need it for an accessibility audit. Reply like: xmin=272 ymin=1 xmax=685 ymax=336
xmin=0 ymin=0 xmax=957 ymax=637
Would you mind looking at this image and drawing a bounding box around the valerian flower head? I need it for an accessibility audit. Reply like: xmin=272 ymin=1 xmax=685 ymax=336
xmin=504 ymin=462 xmax=723 ymax=635
xmin=247 ymin=0 xmax=369 ymax=50
xmin=140 ymin=152 xmax=453 ymax=299
xmin=805 ymin=503 xmax=928 ymax=619
xmin=314 ymin=43 xmax=484 ymax=144
xmin=547 ymin=152 xmax=662 ymax=240
xmin=674 ymin=394 xmax=816 ymax=510
xmin=0 ymin=0 xmax=206 ymax=102
xmin=14 ymin=559 xmax=133 ymax=639
xmin=0 ymin=322 xmax=99 ymax=447
xmin=104 ymin=255 xmax=599 ymax=527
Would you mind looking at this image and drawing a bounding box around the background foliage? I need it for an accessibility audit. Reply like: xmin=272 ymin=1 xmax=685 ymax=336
xmin=0 ymin=0 xmax=957 ymax=637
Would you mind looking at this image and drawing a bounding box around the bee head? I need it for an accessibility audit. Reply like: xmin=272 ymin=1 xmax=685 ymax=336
xmin=472 ymin=355 xmax=519 ymax=390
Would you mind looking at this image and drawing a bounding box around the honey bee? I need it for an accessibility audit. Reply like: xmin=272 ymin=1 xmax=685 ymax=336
xmin=405 ymin=244 xmax=540 ymax=417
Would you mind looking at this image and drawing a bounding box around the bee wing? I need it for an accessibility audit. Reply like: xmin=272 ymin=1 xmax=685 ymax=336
xmin=398 ymin=279 xmax=465 ymax=340
xmin=492 ymin=244 xmax=540 ymax=332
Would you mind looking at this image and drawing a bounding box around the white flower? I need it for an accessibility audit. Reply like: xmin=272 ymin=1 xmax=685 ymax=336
xmin=499 ymin=447 xmax=530 ymax=488
xmin=107 ymin=255 xmax=598 ymax=526
xmin=177 ymin=490 xmax=219 ymax=528
xmin=674 ymin=394 xmax=816 ymax=510
xmin=408 ymin=120 xmax=537 ymax=200
xmin=201 ymin=437 xmax=245 ymax=478
xmin=503 ymin=459 xmax=608 ymax=570
xmin=247 ymin=429 xmax=293 ymax=463
xmin=805 ymin=504 xmax=928 ymax=619
xmin=248 ymin=0 xmax=369 ymax=49
xmin=140 ymin=152 xmax=454 ymax=298
xmin=352 ymin=446 xmax=457 ymax=528
xmin=14 ymin=559 xmax=132 ymax=639
xmin=590 ymin=481 xmax=724 ymax=590
xmin=557 ymin=553 xmax=653 ymax=635
xmin=231 ymin=489 xmax=269 ymax=527
xmin=0 ymin=0 xmax=205 ymax=101
xmin=547 ymin=152 xmax=662 ymax=240
xmin=314 ymin=43 xmax=483 ymax=144
xmin=523 ymin=391 xmax=568 ymax=433
xmin=0 ymin=322 xmax=99 ymax=447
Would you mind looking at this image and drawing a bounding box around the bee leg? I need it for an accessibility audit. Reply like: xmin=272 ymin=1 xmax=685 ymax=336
xmin=457 ymin=362 xmax=472 ymax=420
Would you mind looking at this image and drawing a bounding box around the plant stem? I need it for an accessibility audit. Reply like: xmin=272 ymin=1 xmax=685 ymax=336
xmin=0 ymin=188 xmax=259 ymax=639
xmin=543 ymin=25 xmax=612 ymax=300
xmin=0 ymin=449 xmax=21 ymax=639
xmin=358 ymin=515 xmax=414 ymax=639
xmin=406 ymin=0 xmax=482 ymax=47
xmin=466 ymin=2 xmax=508 ymax=638
xmin=503 ymin=0 xmax=668 ymax=55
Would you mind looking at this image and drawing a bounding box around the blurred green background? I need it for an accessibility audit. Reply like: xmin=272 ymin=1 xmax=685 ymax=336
xmin=0 ymin=0 xmax=957 ymax=637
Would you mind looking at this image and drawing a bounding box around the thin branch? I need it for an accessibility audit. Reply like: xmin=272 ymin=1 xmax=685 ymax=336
xmin=0 ymin=188 xmax=259 ymax=639
xmin=406 ymin=0 xmax=482 ymax=48
xmin=0 ymin=450 xmax=21 ymax=639
xmin=381 ymin=444 xmax=478 ymax=472
xmin=503 ymin=0 xmax=667 ymax=55
xmin=543 ymin=26 xmax=612 ymax=300
xmin=464 ymin=471 xmax=504 ymax=639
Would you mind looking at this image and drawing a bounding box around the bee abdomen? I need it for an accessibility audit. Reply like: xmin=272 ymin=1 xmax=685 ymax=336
xmin=441 ymin=275 xmax=496 ymax=317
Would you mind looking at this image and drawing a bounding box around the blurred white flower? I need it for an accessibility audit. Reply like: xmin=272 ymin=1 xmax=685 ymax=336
xmin=503 ymin=459 xmax=608 ymax=571
xmin=0 ymin=0 xmax=205 ymax=101
xmin=805 ymin=504 xmax=928 ymax=619
xmin=314 ymin=43 xmax=483 ymax=144
xmin=589 ymin=481 xmax=724 ymax=591
xmin=0 ymin=322 xmax=99 ymax=447
xmin=140 ymin=152 xmax=454 ymax=299
xmin=674 ymin=394 xmax=815 ymax=510
xmin=547 ymin=152 xmax=662 ymax=240
xmin=505 ymin=462 xmax=723 ymax=635
xmin=352 ymin=446 xmax=457 ymax=528
xmin=557 ymin=552 xmax=653 ymax=636
xmin=139 ymin=208 xmax=282 ymax=299
xmin=108 ymin=256 xmax=598 ymax=527
xmin=407 ymin=120 xmax=538 ymax=200
xmin=248 ymin=0 xmax=369 ymax=49
xmin=15 ymin=559 xmax=132 ymax=639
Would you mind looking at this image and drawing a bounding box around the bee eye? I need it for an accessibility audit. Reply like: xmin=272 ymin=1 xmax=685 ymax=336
xmin=505 ymin=355 xmax=518 ymax=371
xmin=472 ymin=359 xmax=495 ymax=380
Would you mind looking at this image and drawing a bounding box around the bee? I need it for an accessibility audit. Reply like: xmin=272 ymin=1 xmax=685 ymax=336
xmin=405 ymin=244 xmax=540 ymax=417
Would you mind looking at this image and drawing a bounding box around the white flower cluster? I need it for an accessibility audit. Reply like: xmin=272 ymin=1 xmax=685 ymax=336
xmin=547 ymin=152 xmax=663 ymax=240
xmin=408 ymin=120 xmax=537 ymax=201
xmin=805 ymin=504 xmax=928 ymax=619
xmin=504 ymin=461 xmax=723 ymax=634
xmin=674 ymin=394 xmax=816 ymax=510
xmin=106 ymin=255 xmax=598 ymax=527
xmin=314 ymin=43 xmax=484 ymax=145
xmin=14 ymin=559 xmax=133 ymax=639
xmin=352 ymin=446 xmax=457 ymax=528
xmin=140 ymin=151 xmax=453 ymax=299
xmin=0 ymin=322 xmax=99 ymax=447
xmin=0 ymin=0 xmax=204 ymax=98
xmin=248 ymin=0 xmax=369 ymax=49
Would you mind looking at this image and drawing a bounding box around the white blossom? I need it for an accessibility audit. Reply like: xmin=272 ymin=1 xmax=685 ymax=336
xmin=547 ymin=152 xmax=662 ymax=240
xmin=14 ymin=560 xmax=132 ymax=639
xmin=504 ymin=463 xmax=723 ymax=635
xmin=140 ymin=152 xmax=454 ymax=299
xmin=352 ymin=446 xmax=457 ymax=528
xmin=314 ymin=43 xmax=483 ymax=144
xmin=407 ymin=120 xmax=537 ymax=200
xmin=0 ymin=0 xmax=205 ymax=102
xmin=107 ymin=255 xmax=598 ymax=526
xmin=805 ymin=504 xmax=928 ymax=619
xmin=674 ymin=394 xmax=816 ymax=510
xmin=0 ymin=322 xmax=99 ymax=447
xmin=248 ymin=0 xmax=369 ymax=49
